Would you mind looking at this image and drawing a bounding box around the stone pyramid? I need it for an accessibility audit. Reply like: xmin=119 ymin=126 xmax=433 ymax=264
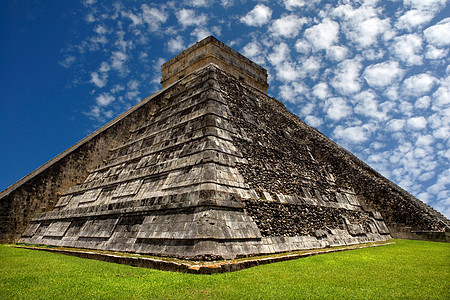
xmin=3 ymin=36 xmax=448 ymax=259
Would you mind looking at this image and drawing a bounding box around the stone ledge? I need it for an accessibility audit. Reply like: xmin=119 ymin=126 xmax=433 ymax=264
xmin=11 ymin=241 xmax=395 ymax=274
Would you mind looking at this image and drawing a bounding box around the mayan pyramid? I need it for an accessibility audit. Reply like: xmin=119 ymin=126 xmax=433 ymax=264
xmin=2 ymin=36 xmax=448 ymax=259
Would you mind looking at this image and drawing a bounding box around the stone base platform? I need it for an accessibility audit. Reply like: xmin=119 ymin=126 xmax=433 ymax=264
xmin=11 ymin=240 xmax=395 ymax=274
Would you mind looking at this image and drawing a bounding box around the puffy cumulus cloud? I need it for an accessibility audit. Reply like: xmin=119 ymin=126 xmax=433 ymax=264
xmin=333 ymin=125 xmax=370 ymax=144
xmin=332 ymin=4 xmax=391 ymax=49
xmin=331 ymin=58 xmax=362 ymax=95
xmin=402 ymin=73 xmax=437 ymax=97
xmin=396 ymin=10 xmax=434 ymax=31
xmin=304 ymin=18 xmax=339 ymax=51
xmin=407 ymin=116 xmax=428 ymax=130
xmin=270 ymin=15 xmax=308 ymax=38
xmin=312 ymin=82 xmax=330 ymax=99
xmin=415 ymin=96 xmax=431 ymax=109
xmin=294 ymin=39 xmax=311 ymax=54
xmin=167 ymin=36 xmax=185 ymax=54
xmin=176 ymin=9 xmax=207 ymax=28
xmin=268 ymin=43 xmax=291 ymax=66
xmin=305 ymin=115 xmax=323 ymax=127
xmin=240 ymin=4 xmax=272 ymax=27
xmin=432 ymin=85 xmax=450 ymax=110
xmin=279 ymin=82 xmax=307 ymax=103
xmin=362 ymin=48 xmax=385 ymax=61
xmin=185 ymin=0 xmax=210 ymax=7
xmin=126 ymin=79 xmax=140 ymax=101
xmin=391 ymin=34 xmax=423 ymax=66
xmin=90 ymin=72 xmax=107 ymax=88
xmin=276 ymin=62 xmax=302 ymax=82
xmin=404 ymin=0 xmax=447 ymax=12
xmin=363 ymin=61 xmax=405 ymax=88
xmin=283 ymin=0 xmax=306 ymax=11
xmin=324 ymin=97 xmax=352 ymax=121
xmin=424 ymin=18 xmax=450 ymax=47
xmin=95 ymin=93 xmax=115 ymax=106
xmin=142 ymin=5 xmax=168 ymax=31
xmin=241 ymin=41 xmax=266 ymax=65
xmin=191 ymin=27 xmax=212 ymax=41
xmin=327 ymin=46 xmax=348 ymax=61
xmin=111 ymin=51 xmax=128 ymax=72
xmin=301 ymin=57 xmax=321 ymax=78
xmin=425 ymin=45 xmax=448 ymax=60
xmin=386 ymin=119 xmax=406 ymax=131
xmin=354 ymin=90 xmax=389 ymax=120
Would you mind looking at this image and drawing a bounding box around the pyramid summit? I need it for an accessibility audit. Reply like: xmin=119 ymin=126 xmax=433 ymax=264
xmin=1 ymin=36 xmax=448 ymax=259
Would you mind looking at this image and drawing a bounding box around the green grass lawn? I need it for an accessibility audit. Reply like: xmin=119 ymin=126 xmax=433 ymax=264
xmin=1 ymin=239 xmax=449 ymax=299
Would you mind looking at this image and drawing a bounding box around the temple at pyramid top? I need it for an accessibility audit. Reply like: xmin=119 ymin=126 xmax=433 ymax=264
xmin=161 ymin=36 xmax=269 ymax=93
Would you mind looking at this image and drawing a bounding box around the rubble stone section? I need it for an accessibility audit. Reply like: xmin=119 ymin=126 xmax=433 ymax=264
xmin=213 ymin=66 xmax=448 ymax=239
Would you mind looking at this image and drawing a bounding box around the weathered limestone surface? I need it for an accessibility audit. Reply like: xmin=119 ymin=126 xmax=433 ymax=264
xmin=3 ymin=36 xmax=448 ymax=259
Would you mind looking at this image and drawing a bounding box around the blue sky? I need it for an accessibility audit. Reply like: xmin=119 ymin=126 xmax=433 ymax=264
xmin=1 ymin=0 xmax=449 ymax=217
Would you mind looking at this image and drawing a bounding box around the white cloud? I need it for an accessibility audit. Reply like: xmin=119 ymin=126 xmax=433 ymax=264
xmin=432 ymin=85 xmax=450 ymax=109
xmin=270 ymin=15 xmax=308 ymax=38
xmin=354 ymin=90 xmax=388 ymax=120
xmin=294 ymin=39 xmax=311 ymax=54
xmin=425 ymin=45 xmax=448 ymax=60
xmin=221 ymin=0 xmax=234 ymax=8
xmin=277 ymin=62 xmax=301 ymax=82
xmin=191 ymin=27 xmax=211 ymax=41
xmin=99 ymin=62 xmax=110 ymax=73
xmin=123 ymin=11 xmax=143 ymax=26
xmin=312 ymin=82 xmax=330 ymax=99
xmin=404 ymin=0 xmax=447 ymax=12
xmin=279 ymin=82 xmax=307 ymax=103
xmin=362 ymin=48 xmax=385 ymax=61
xmin=283 ymin=0 xmax=306 ymax=11
xmin=240 ymin=4 xmax=272 ymax=27
xmin=331 ymin=58 xmax=362 ymax=95
xmin=415 ymin=96 xmax=431 ymax=109
xmin=407 ymin=116 xmax=428 ymax=130
xmin=268 ymin=43 xmax=291 ymax=66
xmin=391 ymin=34 xmax=423 ymax=66
xmin=185 ymin=0 xmax=210 ymax=7
xmin=242 ymin=41 xmax=266 ymax=65
xmin=301 ymin=57 xmax=321 ymax=78
xmin=304 ymin=18 xmax=339 ymax=51
xmin=424 ymin=18 xmax=450 ymax=47
xmin=96 ymin=93 xmax=115 ymax=106
xmin=142 ymin=5 xmax=168 ymax=31
xmin=363 ymin=61 xmax=405 ymax=88
xmin=332 ymin=4 xmax=391 ymax=49
xmin=305 ymin=115 xmax=323 ymax=127
xmin=324 ymin=97 xmax=352 ymax=121
xmin=327 ymin=46 xmax=348 ymax=61
xmin=176 ymin=9 xmax=207 ymax=27
xmin=111 ymin=51 xmax=128 ymax=72
xmin=403 ymin=73 xmax=436 ymax=96
xmin=90 ymin=72 xmax=107 ymax=88
xmin=396 ymin=10 xmax=434 ymax=30
xmin=94 ymin=25 xmax=107 ymax=35
xmin=333 ymin=125 xmax=370 ymax=143
xmin=387 ymin=119 xmax=406 ymax=131
xmin=60 ymin=56 xmax=76 ymax=68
